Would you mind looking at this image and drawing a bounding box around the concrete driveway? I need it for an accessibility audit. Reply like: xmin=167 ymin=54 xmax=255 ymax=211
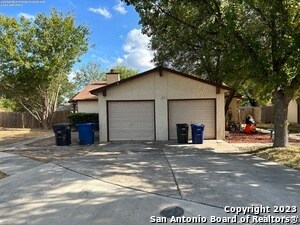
xmin=0 ymin=141 xmax=299 ymax=224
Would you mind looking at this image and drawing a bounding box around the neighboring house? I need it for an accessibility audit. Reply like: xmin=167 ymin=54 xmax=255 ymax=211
xmin=91 ymin=66 xmax=231 ymax=142
xmin=69 ymin=70 xmax=120 ymax=113
xmin=69 ymin=81 xmax=107 ymax=113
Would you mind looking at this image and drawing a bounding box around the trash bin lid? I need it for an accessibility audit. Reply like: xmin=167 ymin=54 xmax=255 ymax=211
xmin=176 ymin=123 xmax=189 ymax=126
xmin=53 ymin=123 xmax=71 ymax=127
xmin=191 ymin=123 xmax=204 ymax=127
xmin=53 ymin=123 xmax=71 ymax=131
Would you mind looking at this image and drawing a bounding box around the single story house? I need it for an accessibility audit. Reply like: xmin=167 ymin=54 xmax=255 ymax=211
xmin=69 ymin=81 xmax=107 ymax=113
xmin=91 ymin=66 xmax=231 ymax=142
xmin=69 ymin=70 xmax=121 ymax=113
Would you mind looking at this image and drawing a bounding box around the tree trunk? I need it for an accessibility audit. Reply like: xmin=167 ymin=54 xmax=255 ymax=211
xmin=41 ymin=119 xmax=49 ymax=129
xmin=272 ymin=90 xmax=293 ymax=147
xmin=225 ymin=89 xmax=237 ymax=116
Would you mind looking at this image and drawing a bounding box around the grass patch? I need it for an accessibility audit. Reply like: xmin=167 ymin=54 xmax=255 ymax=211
xmin=0 ymin=170 xmax=7 ymax=179
xmin=254 ymin=146 xmax=300 ymax=169
xmin=0 ymin=128 xmax=51 ymax=139
xmin=0 ymin=128 xmax=52 ymax=146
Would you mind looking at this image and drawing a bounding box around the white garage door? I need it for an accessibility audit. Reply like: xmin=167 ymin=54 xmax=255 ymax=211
xmin=108 ymin=101 xmax=155 ymax=141
xmin=169 ymin=100 xmax=216 ymax=139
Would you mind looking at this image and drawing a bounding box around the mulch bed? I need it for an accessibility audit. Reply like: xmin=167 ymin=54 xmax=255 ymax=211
xmin=226 ymin=132 xmax=300 ymax=143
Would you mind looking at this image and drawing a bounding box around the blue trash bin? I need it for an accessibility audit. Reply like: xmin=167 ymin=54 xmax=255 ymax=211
xmin=191 ymin=123 xmax=205 ymax=144
xmin=76 ymin=123 xmax=95 ymax=145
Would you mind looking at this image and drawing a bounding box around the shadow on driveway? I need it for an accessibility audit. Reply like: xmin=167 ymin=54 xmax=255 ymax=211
xmin=55 ymin=141 xmax=300 ymax=209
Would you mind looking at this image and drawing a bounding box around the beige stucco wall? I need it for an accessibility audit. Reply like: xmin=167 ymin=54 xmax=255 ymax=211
xmin=288 ymin=99 xmax=298 ymax=123
xmin=98 ymin=70 xmax=226 ymax=142
xmin=78 ymin=101 xmax=98 ymax=113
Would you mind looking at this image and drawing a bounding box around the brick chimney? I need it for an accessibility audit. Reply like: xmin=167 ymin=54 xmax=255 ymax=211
xmin=106 ymin=69 xmax=120 ymax=84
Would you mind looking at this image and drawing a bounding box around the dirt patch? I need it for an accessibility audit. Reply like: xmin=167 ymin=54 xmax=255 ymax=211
xmin=26 ymin=131 xmax=99 ymax=147
xmin=0 ymin=128 xmax=52 ymax=146
xmin=7 ymin=148 xmax=96 ymax=163
xmin=226 ymin=132 xmax=300 ymax=143
xmin=3 ymin=129 xmax=101 ymax=162
xmin=0 ymin=170 xmax=7 ymax=179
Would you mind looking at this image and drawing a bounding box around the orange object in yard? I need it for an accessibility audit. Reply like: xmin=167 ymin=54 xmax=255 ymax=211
xmin=244 ymin=124 xmax=256 ymax=134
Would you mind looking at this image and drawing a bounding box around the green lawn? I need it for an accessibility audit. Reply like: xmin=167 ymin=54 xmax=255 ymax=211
xmin=0 ymin=171 xmax=7 ymax=179
xmin=254 ymin=146 xmax=300 ymax=170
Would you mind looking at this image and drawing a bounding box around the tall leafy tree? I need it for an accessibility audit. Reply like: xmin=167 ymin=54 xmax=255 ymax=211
xmin=72 ymin=63 xmax=138 ymax=93
xmin=113 ymin=64 xmax=139 ymax=79
xmin=73 ymin=62 xmax=105 ymax=92
xmin=124 ymin=0 xmax=300 ymax=147
xmin=123 ymin=1 xmax=251 ymax=114
xmin=0 ymin=9 xmax=89 ymax=128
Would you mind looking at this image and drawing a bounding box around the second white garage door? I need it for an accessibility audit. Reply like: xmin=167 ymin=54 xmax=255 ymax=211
xmin=108 ymin=101 xmax=155 ymax=141
xmin=168 ymin=100 xmax=216 ymax=139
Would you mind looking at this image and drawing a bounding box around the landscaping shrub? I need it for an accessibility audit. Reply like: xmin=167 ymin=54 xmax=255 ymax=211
xmin=68 ymin=113 xmax=99 ymax=130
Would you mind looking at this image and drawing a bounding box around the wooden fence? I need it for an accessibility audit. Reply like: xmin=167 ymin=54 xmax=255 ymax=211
xmin=239 ymin=106 xmax=275 ymax=124
xmin=0 ymin=111 xmax=70 ymax=129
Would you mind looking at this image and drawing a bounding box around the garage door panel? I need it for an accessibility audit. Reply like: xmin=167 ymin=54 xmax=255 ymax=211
xmin=169 ymin=100 xmax=216 ymax=139
xmin=108 ymin=101 xmax=155 ymax=141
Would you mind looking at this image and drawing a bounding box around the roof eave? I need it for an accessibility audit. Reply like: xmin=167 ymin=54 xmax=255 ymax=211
xmin=90 ymin=66 xmax=233 ymax=95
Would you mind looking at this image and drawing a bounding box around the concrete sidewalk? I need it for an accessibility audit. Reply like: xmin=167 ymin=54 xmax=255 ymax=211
xmin=165 ymin=140 xmax=241 ymax=153
xmin=0 ymin=152 xmax=43 ymax=175
xmin=0 ymin=163 xmax=229 ymax=225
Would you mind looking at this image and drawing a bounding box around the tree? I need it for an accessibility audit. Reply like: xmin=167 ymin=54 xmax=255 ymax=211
xmin=0 ymin=97 xmax=16 ymax=112
xmin=124 ymin=0 xmax=300 ymax=147
xmin=113 ymin=64 xmax=139 ymax=79
xmin=73 ymin=62 xmax=105 ymax=92
xmin=123 ymin=1 xmax=251 ymax=115
xmin=72 ymin=63 xmax=138 ymax=93
xmin=0 ymin=9 xmax=89 ymax=128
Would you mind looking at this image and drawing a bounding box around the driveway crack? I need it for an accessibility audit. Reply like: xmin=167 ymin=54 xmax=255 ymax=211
xmin=53 ymin=162 xmax=227 ymax=211
xmin=160 ymin=148 xmax=183 ymax=199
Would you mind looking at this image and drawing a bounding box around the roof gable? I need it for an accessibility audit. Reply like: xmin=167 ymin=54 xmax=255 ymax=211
xmin=90 ymin=66 xmax=231 ymax=95
xmin=70 ymin=81 xmax=107 ymax=102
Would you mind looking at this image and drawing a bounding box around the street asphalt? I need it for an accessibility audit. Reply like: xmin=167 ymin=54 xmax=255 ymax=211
xmin=0 ymin=141 xmax=299 ymax=224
